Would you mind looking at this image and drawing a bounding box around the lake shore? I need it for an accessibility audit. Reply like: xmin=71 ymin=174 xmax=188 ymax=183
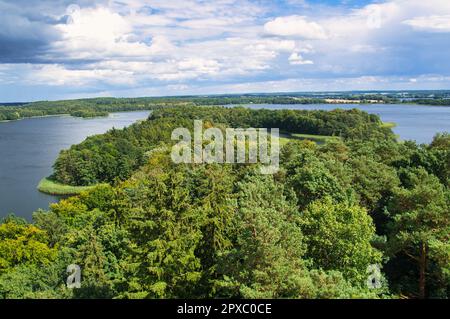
xmin=0 ymin=110 xmax=152 ymax=219
xmin=37 ymin=177 xmax=102 ymax=196
xmin=0 ymin=114 xmax=71 ymax=123
xmin=381 ymin=121 xmax=397 ymax=129
xmin=0 ymin=102 xmax=448 ymax=123
xmin=0 ymin=109 xmax=153 ymax=123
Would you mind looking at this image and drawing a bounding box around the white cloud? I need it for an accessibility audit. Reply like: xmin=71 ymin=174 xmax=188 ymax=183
xmin=2 ymin=0 xmax=450 ymax=98
xmin=403 ymin=15 xmax=450 ymax=32
xmin=60 ymin=7 xmax=131 ymax=44
xmin=143 ymin=75 xmax=450 ymax=96
xmin=28 ymin=64 xmax=136 ymax=86
xmin=288 ymin=52 xmax=313 ymax=65
xmin=264 ymin=16 xmax=327 ymax=39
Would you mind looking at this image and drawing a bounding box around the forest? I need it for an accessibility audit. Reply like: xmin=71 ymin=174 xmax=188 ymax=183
xmin=0 ymin=105 xmax=448 ymax=299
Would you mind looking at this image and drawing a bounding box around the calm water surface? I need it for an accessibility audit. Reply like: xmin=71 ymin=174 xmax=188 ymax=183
xmin=0 ymin=111 xmax=150 ymax=219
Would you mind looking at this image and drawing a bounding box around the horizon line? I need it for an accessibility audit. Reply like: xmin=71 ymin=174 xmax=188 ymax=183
xmin=2 ymin=89 xmax=450 ymax=105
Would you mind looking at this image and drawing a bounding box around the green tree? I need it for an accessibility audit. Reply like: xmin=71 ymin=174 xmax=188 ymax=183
xmin=122 ymin=153 xmax=205 ymax=298
xmin=299 ymin=197 xmax=382 ymax=284
xmin=347 ymin=156 xmax=399 ymax=213
xmin=387 ymin=168 xmax=449 ymax=298
xmin=218 ymin=173 xmax=314 ymax=298
xmin=0 ymin=217 xmax=57 ymax=273
xmin=286 ymin=156 xmax=351 ymax=209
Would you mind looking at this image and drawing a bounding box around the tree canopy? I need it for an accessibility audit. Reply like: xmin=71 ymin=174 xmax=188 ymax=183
xmin=0 ymin=105 xmax=448 ymax=299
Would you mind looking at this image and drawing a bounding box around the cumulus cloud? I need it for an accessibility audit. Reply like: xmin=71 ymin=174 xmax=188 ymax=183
xmin=1 ymin=0 xmax=450 ymax=100
xmin=27 ymin=64 xmax=136 ymax=86
xmin=403 ymin=15 xmax=450 ymax=32
xmin=288 ymin=52 xmax=313 ymax=65
xmin=264 ymin=15 xmax=327 ymax=39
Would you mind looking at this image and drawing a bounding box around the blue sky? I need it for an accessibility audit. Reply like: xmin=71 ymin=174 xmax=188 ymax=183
xmin=1 ymin=0 xmax=450 ymax=102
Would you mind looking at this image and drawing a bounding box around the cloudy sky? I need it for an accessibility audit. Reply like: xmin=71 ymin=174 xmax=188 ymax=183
xmin=1 ymin=0 xmax=450 ymax=101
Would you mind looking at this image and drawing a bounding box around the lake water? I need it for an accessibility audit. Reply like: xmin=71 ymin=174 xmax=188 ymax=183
xmin=0 ymin=111 xmax=150 ymax=220
xmin=241 ymin=104 xmax=450 ymax=144
xmin=0 ymin=104 xmax=449 ymax=220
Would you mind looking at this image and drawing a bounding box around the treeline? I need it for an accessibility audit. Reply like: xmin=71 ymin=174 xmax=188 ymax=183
xmin=0 ymin=96 xmax=330 ymax=122
xmin=2 ymin=94 xmax=450 ymax=121
xmin=0 ymin=98 xmax=180 ymax=121
xmin=412 ymin=99 xmax=450 ymax=106
xmin=150 ymin=106 xmax=391 ymax=138
xmin=0 ymin=106 xmax=448 ymax=298
xmin=328 ymin=94 xmax=398 ymax=103
xmin=184 ymin=96 xmax=326 ymax=105
xmin=51 ymin=106 xmax=393 ymax=186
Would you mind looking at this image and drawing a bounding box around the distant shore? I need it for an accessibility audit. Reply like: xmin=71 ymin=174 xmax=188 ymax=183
xmin=0 ymin=100 xmax=447 ymax=124
xmin=0 ymin=114 xmax=70 ymax=123
xmin=0 ymin=110 xmax=150 ymax=123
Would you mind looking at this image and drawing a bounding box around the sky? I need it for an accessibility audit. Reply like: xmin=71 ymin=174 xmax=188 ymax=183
xmin=1 ymin=0 xmax=450 ymax=102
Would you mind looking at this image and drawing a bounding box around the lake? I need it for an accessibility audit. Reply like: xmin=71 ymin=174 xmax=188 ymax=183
xmin=241 ymin=104 xmax=450 ymax=144
xmin=0 ymin=104 xmax=449 ymax=220
xmin=0 ymin=111 xmax=150 ymax=220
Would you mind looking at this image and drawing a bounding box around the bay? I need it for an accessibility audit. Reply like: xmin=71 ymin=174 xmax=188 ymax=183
xmin=0 ymin=111 xmax=150 ymax=219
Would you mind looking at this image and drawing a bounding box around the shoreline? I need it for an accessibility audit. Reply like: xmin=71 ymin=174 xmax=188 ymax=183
xmin=0 ymin=110 xmax=151 ymax=123
xmin=37 ymin=177 xmax=103 ymax=196
xmin=381 ymin=121 xmax=397 ymax=129
xmin=0 ymin=103 xmax=447 ymax=124
xmin=0 ymin=114 xmax=71 ymax=123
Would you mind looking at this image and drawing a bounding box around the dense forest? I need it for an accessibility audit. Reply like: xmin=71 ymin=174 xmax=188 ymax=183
xmin=51 ymin=107 xmax=389 ymax=186
xmin=0 ymin=105 xmax=448 ymax=299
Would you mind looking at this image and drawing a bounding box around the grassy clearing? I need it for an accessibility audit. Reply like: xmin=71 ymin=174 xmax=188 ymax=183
xmin=380 ymin=121 xmax=397 ymax=129
xmin=291 ymin=133 xmax=341 ymax=142
xmin=37 ymin=178 xmax=101 ymax=195
xmin=279 ymin=136 xmax=291 ymax=146
xmin=279 ymin=132 xmax=341 ymax=145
